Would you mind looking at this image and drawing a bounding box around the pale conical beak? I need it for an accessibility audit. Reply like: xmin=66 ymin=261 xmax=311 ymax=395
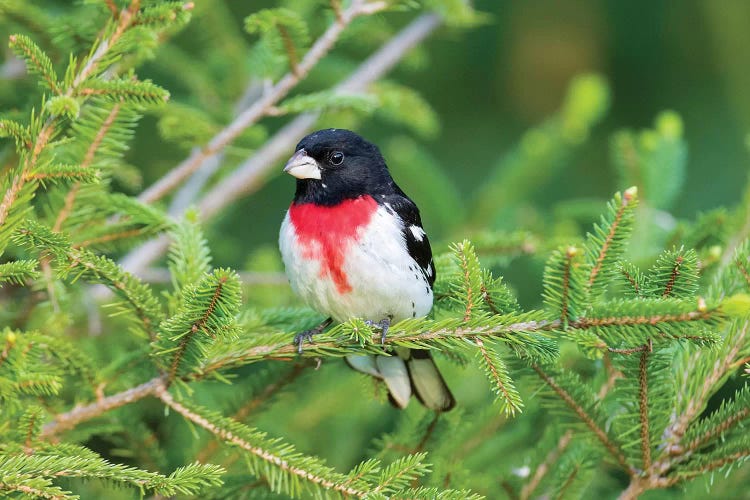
xmin=283 ymin=148 xmax=321 ymax=180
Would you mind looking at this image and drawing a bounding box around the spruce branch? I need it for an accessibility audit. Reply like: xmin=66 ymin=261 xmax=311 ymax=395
xmin=167 ymin=274 xmax=228 ymax=382
xmin=195 ymin=362 xmax=311 ymax=463
xmin=137 ymin=0 xmax=387 ymax=205
xmin=586 ymin=186 xmax=638 ymax=294
xmin=531 ymin=363 xmax=632 ymax=473
xmin=153 ymin=383 xmax=371 ymax=498
xmin=519 ymin=431 xmax=573 ymax=500
xmin=0 ymin=0 xmax=157 ymax=237
xmin=54 ymin=102 xmax=122 ymax=232
xmin=35 ymin=306 xmax=718 ymax=439
xmin=638 ymin=340 xmax=652 ymax=471
xmin=661 ymin=319 xmax=750 ymax=451
xmin=684 ymin=407 xmax=750 ymax=454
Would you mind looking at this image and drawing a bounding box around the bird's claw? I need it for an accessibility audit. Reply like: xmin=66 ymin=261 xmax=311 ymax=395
xmin=292 ymin=317 xmax=333 ymax=354
xmin=294 ymin=330 xmax=315 ymax=354
xmin=365 ymin=317 xmax=391 ymax=344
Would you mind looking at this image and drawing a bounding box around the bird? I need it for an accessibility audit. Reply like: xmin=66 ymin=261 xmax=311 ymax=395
xmin=278 ymin=128 xmax=455 ymax=412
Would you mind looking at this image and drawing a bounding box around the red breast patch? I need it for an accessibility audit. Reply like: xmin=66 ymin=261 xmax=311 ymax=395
xmin=289 ymin=195 xmax=378 ymax=294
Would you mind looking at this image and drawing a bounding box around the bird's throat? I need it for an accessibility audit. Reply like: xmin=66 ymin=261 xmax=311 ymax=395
xmin=288 ymin=195 xmax=378 ymax=294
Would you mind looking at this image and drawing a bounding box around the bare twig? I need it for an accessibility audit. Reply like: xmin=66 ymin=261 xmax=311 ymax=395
xmin=41 ymin=376 xmax=166 ymax=438
xmin=120 ymin=12 xmax=443 ymax=275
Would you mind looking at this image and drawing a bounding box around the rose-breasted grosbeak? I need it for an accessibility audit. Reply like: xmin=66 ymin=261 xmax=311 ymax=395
xmin=279 ymin=128 xmax=455 ymax=411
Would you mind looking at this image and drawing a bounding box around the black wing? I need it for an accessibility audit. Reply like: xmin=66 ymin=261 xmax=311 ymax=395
xmin=380 ymin=193 xmax=436 ymax=287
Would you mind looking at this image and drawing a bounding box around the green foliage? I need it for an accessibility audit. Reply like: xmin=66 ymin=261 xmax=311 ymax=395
xmin=1 ymin=1 xmax=749 ymax=498
xmin=583 ymin=187 xmax=638 ymax=297
xmin=244 ymin=8 xmax=309 ymax=72
xmin=0 ymin=259 xmax=39 ymax=285
xmin=611 ymin=111 xmax=687 ymax=210
xmin=470 ymin=73 xmax=611 ymax=228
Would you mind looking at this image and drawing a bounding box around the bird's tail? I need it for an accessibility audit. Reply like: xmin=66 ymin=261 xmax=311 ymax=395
xmin=345 ymin=348 xmax=455 ymax=411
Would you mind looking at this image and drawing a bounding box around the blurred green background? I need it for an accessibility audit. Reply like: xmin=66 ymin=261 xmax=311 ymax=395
xmin=180 ymin=0 xmax=750 ymax=270
xmin=3 ymin=1 xmax=750 ymax=497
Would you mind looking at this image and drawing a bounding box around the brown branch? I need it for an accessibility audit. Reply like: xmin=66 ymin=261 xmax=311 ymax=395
xmin=457 ymin=247 xmax=476 ymax=322
xmin=597 ymin=352 xmax=623 ymax=400
xmin=168 ymin=276 xmax=226 ymax=382
xmin=37 ymin=307 xmax=721 ymax=439
xmin=105 ymin=0 xmax=119 ymax=17
xmin=675 ymin=450 xmax=750 ymax=481
xmin=154 ymin=383 xmax=369 ymax=498
xmin=660 ymin=320 xmax=749 ymax=455
xmin=662 ymin=256 xmax=683 ymax=298
xmin=277 ymin=25 xmax=300 ymax=76
xmin=560 ymin=247 xmax=576 ymax=323
xmin=40 ymin=376 xmax=166 ymax=438
xmin=735 ymin=256 xmax=750 ymax=288
xmin=620 ymin=267 xmax=641 ymax=296
xmin=685 ymin=407 xmax=750 ymax=453
xmin=588 ymin=189 xmax=636 ymax=288
xmin=531 ymin=364 xmax=632 ymax=474
xmin=0 ymin=483 xmax=65 ymax=500
xmin=571 ymin=309 xmax=714 ymax=329
xmin=556 ymin=463 xmax=581 ymax=500
xmin=476 ymin=338 xmax=515 ymax=411
xmin=520 ymin=430 xmax=573 ymax=500
xmin=413 ymin=413 xmax=440 ymax=453
xmin=54 ymin=103 xmax=122 ymax=232
xmin=195 ymin=362 xmax=310 ymax=463
xmin=638 ymin=340 xmax=652 ymax=471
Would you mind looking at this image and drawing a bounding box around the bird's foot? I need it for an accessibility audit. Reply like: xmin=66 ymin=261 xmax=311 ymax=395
xmin=293 ymin=317 xmax=333 ymax=354
xmin=365 ymin=316 xmax=392 ymax=344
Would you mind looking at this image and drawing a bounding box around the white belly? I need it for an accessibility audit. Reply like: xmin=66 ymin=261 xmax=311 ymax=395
xmin=279 ymin=205 xmax=433 ymax=323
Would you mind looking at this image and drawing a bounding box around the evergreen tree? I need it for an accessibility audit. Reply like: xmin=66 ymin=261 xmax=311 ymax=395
xmin=0 ymin=1 xmax=748 ymax=498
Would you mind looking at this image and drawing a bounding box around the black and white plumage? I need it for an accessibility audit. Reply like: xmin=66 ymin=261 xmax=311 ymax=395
xmin=278 ymin=128 xmax=454 ymax=411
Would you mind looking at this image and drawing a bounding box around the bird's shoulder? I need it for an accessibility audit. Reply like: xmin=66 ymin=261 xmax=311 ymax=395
xmin=376 ymin=191 xmax=436 ymax=287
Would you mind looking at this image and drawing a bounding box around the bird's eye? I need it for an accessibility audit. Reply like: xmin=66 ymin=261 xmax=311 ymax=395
xmin=330 ymin=151 xmax=344 ymax=166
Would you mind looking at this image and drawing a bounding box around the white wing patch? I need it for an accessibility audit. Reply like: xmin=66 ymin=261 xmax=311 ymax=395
xmin=409 ymin=225 xmax=425 ymax=242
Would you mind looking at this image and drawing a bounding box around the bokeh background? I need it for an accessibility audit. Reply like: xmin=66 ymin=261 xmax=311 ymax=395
xmin=187 ymin=0 xmax=750 ymax=268
xmin=3 ymin=1 xmax=750 ymax=497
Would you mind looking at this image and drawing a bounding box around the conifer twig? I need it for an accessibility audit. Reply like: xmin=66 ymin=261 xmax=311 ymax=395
xmin=519 ymin=430 xmax=573 ymax=500
xmin=39 ymin=307 xmax=720 ymax=439
xmin=195 ymin=362 xmax=311 ymax=463
xmin=153 ymin=382 xmax=369 ymax=498
xmin=638 ymin=340 xmax=652 ymax=471
xmin=588 ymin=189 xmax=636 ymax=288
xmin=661 ymin=319 xmax=749 ymax=451
xmin=136 ymin=0 xmax=387 ymax=205
xmin=531 ymin=364 xmax=632 ymax=474
xmin=0 ymin=1 xmax=138 ymax=229
xmin=168 ymin=275 xmax=227 ymax=383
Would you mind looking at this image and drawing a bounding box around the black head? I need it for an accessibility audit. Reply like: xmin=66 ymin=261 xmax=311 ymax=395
xmin=283 ymin=129 xmax=396 ymax=205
